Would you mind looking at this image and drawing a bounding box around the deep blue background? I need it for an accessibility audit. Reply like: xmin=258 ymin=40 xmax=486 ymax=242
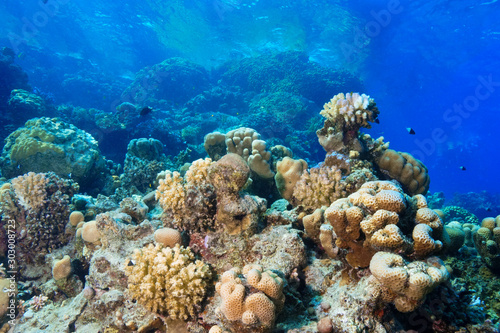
xmin=1 ymin=0 xmax=499 ymax=198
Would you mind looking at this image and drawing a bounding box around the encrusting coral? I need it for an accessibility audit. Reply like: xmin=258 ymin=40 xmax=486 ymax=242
xmin=125 ymin=243 xmax=212 ymax=320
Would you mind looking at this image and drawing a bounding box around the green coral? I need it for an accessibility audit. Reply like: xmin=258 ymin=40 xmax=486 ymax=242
xmin=443 ymin=206 xmax=479 ymax=225
xmin=125 ymin=243 xmax=212 ymax=320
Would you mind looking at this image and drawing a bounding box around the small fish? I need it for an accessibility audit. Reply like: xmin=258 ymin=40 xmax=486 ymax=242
xmin=374 ymin=118 xmax=380 ymax=124
xmin=406 ymin=127 xmax=415 ymax=135
xmin=460 ymin=166 xmax=466 ymax=171
xmin=486 ymin=207 xmax=492 ymax=212
xmin=140 ymin=106 xmax=153 ymax=116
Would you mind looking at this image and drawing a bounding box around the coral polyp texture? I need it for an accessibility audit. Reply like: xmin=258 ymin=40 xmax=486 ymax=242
xmin=0 ymin=171 xmax=78 ymax=274
xmin=376 ymin=148 xmax=430 ymax=195
xmin=215 ymin=264 xmax=285 ymax=332
xmin=320 ymin=92 xmax=378 ymax=131
xmin=0 ymin=117 xmax=112 ymax=194
xmin=125 ymin=243 xmax=212 ymax=320
xmin=156 ymin=155 xmax=266 ymax=235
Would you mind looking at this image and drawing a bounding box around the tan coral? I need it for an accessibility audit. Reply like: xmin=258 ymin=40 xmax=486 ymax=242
xmin=370 ymin=224 xmax=410 ymax=251
xmin=225 ymin=128 xmax=274 ymax=178
xmin=69 ymin=211 xmax=84 ymax=226
xmin=376 ymin=149 xmax=430 ymax=195
xmin=275 ymin=157 xmax=308 ymax=201
xmin=369 ymin=252 xmax=449 ymax=312
xmin=413 ymin=224 xmax=442 ymax=257
xmin=125 ymin=243 xmax=212 ymax=320
xmin=52 ymin=255 xmax=72 ymax=281
xmin=216 ymin=265 xmax=285 ymax=330
xmin=154 ymin=227 xmax=182 ymax=248
xmin=11 ymin=172 xmax=48 ymax=210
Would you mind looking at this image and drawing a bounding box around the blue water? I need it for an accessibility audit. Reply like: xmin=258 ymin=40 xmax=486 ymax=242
xmin=1 ymin=0 xmax=499 ymax=198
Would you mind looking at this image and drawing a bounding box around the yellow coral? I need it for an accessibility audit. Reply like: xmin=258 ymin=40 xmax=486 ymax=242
xmin=11 ymin=172 xmax=48 ymax=210
xmin=156 ymin=170 xmax=186 ymax=219
xmin=125 ymin=243 xmax=212 ymax=320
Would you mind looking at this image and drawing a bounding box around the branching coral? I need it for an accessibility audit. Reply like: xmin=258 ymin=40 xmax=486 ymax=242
xmin=156 ymin=158 xmax=216 ymax=232
xmin=125 ymin=243 xmax=212 ymax=320
xmin=320 ymin=92 xmax=378 ymax=131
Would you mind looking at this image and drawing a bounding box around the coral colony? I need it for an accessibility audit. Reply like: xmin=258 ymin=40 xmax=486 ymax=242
xmin=0 ymin=51 xmax=499 ymax=333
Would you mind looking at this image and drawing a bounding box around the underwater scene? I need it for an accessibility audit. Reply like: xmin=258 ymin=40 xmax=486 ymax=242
xmin=1 ymin=0 xmax=500 ymax=332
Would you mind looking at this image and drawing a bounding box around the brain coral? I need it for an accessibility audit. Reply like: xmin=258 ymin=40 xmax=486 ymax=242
xmin=0 ymin=117 xmax=111 ymax=194
xmin=125 ymin=243 xmax=212 ymax=320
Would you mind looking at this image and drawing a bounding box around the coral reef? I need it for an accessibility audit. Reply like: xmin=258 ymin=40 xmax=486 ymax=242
xmin=121 ymin=138 xmax=170 ymax=193
xmin=0 ymin=117 xmax=113 ymax=194
xmin=121 ymin=57 xmax=210 ymax=106
xmin=472 ymin=215 xmax=500 ymax=272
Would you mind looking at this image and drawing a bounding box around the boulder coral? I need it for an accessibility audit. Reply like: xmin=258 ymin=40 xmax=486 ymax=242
xmin=472 ymin=215 xmax=500 ymax=272
xmin=0 ymin=117 xmax=112 ymax=194
xmin=122 ymin=138 xmax=169 ymax=193
xmin=125 ymin=243 xmax=212 ymax=320
xmin=369 ymin=252 xmax=449 ymax=312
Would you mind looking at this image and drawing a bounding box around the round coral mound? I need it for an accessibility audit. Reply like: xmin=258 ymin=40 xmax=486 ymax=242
xmin=0 ymin=117 xmax=111 ymax=194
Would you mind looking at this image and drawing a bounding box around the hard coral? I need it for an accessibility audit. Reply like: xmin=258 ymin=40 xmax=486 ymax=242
xmin=0 ymin=172 xmax=78 ymax=273
xmin=215 ymin=265 xmax=285 ymax=332
xmin=125 ymin=243 xmax=212 ymax=320
xmin=376 ymin=149 xmax=430 ymax=195
xmin=369 ymin=252 xmax=449 ymax=312
xmin=320 ymin=92 xmax=379 ymax=131
xmin=156 ymin=158 xmax=217 ymax=232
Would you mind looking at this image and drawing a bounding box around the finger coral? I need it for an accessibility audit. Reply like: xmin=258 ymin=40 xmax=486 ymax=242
xmin=125 ymin=243 xmax=212 ymax=320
